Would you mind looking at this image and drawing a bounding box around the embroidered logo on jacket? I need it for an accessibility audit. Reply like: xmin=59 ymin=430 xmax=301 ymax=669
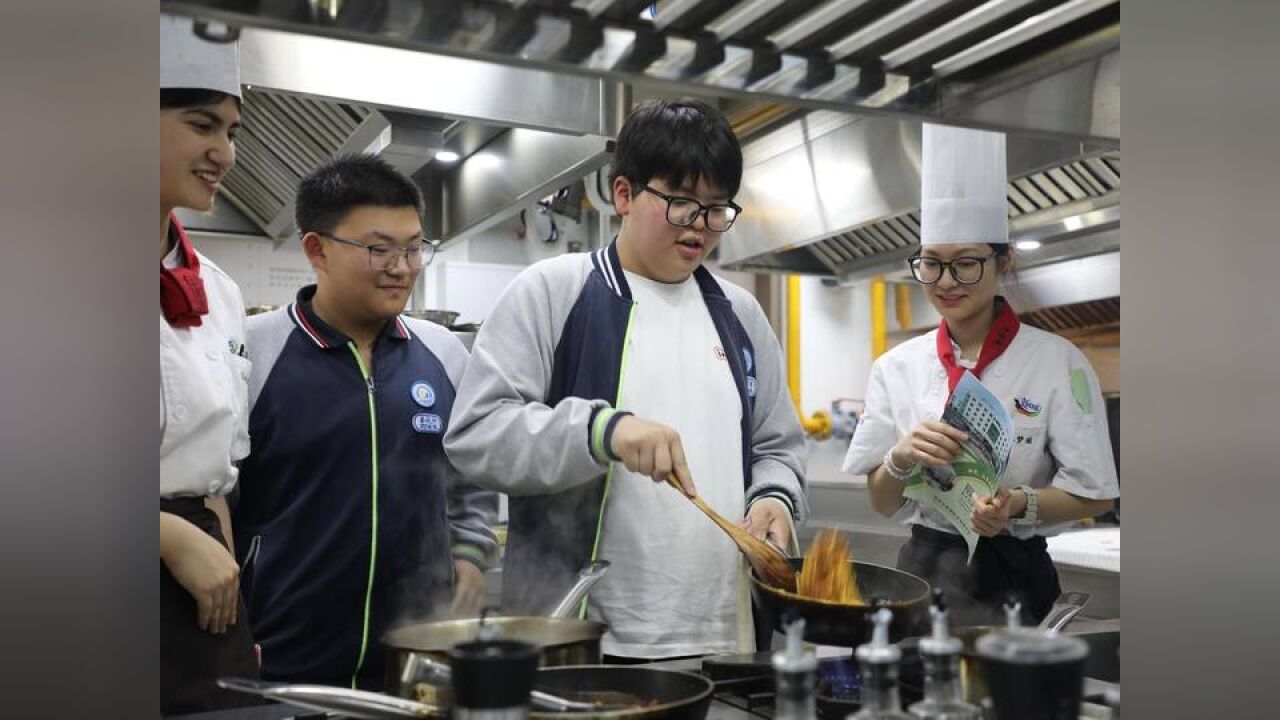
xmin=714 ymin=345 xmax=727 ymax=361
xmin=412 ymin=413 xmax=443 ymax=434
xmin=410 ymin=381 xmax=436 ymax=408
xmin=1069 ymin=368 xmax=1093 ymax=414
xmin=1014 ymin=396 xmax=1042 ymax=417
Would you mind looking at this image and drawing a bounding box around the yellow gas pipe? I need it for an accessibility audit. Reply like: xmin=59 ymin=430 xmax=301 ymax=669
xmin=871 ymin=277 xmax=887 ymax=359
xmin=785 ymin=276 xmax=833 ymax=439
xmin=895 ymin=283 xmax=913 ymax=332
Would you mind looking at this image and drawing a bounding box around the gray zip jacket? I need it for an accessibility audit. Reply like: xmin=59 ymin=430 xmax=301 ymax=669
xmin=444 ymin=244 xmax=807 ymax=614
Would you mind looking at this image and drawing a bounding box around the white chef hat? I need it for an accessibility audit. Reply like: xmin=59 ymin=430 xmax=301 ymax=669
xmin=919 ymin=123 xmax=1008 ymax=246
xmin=160 ymin=14 xmax=242 ymax=99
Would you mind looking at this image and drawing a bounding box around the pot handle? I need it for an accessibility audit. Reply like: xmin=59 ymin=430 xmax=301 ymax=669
xmin=216 ymin=677 xmax=284 ymax=698
xmin=400 ymin=653 xmax=453 ymax=687
xmin=546 ymin=560 xmax=611 ymax=619
xmin=1040 ymin=591 xmax=1091 ymax=632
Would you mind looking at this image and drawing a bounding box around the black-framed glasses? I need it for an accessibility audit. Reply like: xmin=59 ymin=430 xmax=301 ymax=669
xmin=908 ymin=253 xmax=996 ymax=285
xmin=316 ymin=232 xmax=439 ymax=271
xmin=638 ymin=184 xmax=742 ymax=232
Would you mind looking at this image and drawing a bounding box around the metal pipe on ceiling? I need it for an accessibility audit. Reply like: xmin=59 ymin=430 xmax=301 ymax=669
xmin=768 ymin=0 xmax=875 ymax=51
xmin=933 ymin=0 xmax=1118 ymax=76
xmin=882 ymin=0 xmax=1038 ymax=68
xmin=827 ymin=0 xmax=955 ymax=59
xmin=706 ymin=0 xmax=789 ymax=41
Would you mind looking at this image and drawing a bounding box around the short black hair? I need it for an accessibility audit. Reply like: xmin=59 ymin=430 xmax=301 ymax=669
xmin=160 ymin=88 xmax=241 ymax=110
xmin=609 ymin=98 xmax=743 ymax=199
xmin=294 ymin=154 xmax=424 ymax=235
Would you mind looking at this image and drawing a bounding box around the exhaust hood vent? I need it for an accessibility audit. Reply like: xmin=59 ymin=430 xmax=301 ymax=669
xmin=219 ymin=90 xmax=373 ymax=235
xmin=1007 ymin=154 xmax=1119 ymax=216
xmin=1021 ymin=296 xmax=1119 ymax=333
xmin=725 ymin=145 xmax=1119 ymax=279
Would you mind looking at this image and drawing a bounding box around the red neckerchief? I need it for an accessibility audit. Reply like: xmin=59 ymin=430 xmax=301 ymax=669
xmin=160 ymin=215 xmax=208 ymax=328
xmin=936 ymin=297 xmax=1020 ymax=394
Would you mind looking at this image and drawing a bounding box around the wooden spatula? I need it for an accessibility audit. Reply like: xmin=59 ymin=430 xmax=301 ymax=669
xmin=665 ymin=476 xmax=798 ymax=593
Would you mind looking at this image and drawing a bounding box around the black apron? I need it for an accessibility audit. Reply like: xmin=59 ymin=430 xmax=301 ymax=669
xmin=897 ymin=524 xmax=1061 ymax=627
xmin=160 ymin=497 xmax=260 ymax=716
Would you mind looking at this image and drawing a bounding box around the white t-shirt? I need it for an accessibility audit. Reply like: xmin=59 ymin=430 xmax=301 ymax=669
xmin=160 ymin=244 xmax=251 ymax=498
xmin=588 ymin=271 xmax=747 ymax=658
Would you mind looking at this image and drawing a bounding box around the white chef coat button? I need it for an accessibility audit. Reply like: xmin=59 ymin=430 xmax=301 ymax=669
xmin=173 ymin=408 xmax=186 ymax=421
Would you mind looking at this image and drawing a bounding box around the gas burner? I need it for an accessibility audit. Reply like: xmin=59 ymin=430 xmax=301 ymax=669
xmin=700 ymin=652 xmax=922 ymax=720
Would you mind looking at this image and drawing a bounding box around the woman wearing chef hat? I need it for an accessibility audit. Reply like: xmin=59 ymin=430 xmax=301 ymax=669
xmin=158 ymin=14 xmax=259 ymax=714
xmin=842 ymin=124 xmax=1119 ymax=625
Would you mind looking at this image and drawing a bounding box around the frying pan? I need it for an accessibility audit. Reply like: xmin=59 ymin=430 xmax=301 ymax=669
xmin=750 ymin=559 xmax=932 ymax=646
xmin=531 ymin=666 xmax=713 ymax=720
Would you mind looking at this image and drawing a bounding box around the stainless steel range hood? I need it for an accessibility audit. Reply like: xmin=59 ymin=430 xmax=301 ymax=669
xmin=720 ymin=110 xmax=1118 ymax=279
xmin=185 ymin=23 xmax=623 ymax=244
xmin=164 ymin=0 xmax=1119 ymax=142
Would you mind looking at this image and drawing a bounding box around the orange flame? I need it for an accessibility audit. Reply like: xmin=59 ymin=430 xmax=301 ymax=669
xmin=797 ymin=528 xmax=864 ymax=604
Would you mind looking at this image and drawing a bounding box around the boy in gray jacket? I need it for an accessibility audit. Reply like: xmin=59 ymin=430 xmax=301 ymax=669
xmin=445 ymin=99 xmax=806 ymax=659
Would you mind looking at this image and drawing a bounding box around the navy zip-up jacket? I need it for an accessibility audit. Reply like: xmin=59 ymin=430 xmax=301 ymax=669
xmin=233 ymin=286 xmax=498 ymax=690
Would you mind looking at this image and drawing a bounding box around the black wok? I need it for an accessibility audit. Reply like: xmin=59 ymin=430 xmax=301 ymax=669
xmin=750 ymin=559 xmax=931 ymax=646
xmin=530 ymin=666 xmax=712 ymax=720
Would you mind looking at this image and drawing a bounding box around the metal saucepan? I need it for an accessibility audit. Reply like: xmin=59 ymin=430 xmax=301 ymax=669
xmin=750 ymin=559 xmax=932 ymax=647
xmin=403 ymin=309 xmax=460 ymax=328
xmin=898 ymin=591 xmax=1091 ymax=706
xmin=384 ymin=560 xmax=611 ymax=699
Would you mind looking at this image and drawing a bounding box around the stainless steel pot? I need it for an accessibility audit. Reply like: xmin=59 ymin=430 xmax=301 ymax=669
xmin=384 ymin=561 xmax=610 ymax=700
xmin=403 ymin=309 xmax=460 ymax=327
xmin=898 ymin=591 xmax=1091 ymax=707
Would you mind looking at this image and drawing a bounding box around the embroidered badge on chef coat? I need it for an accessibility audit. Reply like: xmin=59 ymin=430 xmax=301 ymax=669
xmin=412 ymin=412 xmax=443 ymax=434
xmin=410 ymin=381 xmax=436 ymax=408
xmin=1014 ymin=397 xmax=1042 ymax=417
xmin=1069 ymin=369 xmax=1092 ymax=414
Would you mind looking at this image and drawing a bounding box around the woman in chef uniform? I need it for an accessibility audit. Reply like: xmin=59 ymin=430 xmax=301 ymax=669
xmin=842 ymin=124 xmax=1119 ymax=626
xmin=158 ymin=14 xmax=259 ymax=714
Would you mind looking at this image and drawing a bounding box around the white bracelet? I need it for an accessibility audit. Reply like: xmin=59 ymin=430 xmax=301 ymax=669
xmin=881 ymin=448 xmax=917 ymax=480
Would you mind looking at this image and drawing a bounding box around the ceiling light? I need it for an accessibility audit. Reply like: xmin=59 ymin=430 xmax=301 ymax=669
xmin=434 ymin=150 xmax=460 ymax=163
xmin=470 ymin=152 xmax=502 ymax=169
xmin=1015 ymin=239 xmax=1042 ymax=251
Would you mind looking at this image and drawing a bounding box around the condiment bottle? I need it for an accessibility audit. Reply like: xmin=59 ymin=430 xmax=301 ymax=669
xmin=774 ymin=616 xmax=818 ymax=720
xmin=908 ymin=590 xmax=982 ymax=720
xmin=850 ymin=608 xmax=914 ymax=720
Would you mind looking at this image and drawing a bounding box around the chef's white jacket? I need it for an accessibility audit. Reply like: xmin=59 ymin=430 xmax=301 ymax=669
xmin=160 ymin=247 xmax=251 ymax=498
xmin=843 ymin=324 xmax=1119 ymax=538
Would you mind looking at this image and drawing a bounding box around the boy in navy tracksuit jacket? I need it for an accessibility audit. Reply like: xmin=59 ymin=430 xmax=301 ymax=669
xmin=233 ymin=155 xmax=497 ymax=690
